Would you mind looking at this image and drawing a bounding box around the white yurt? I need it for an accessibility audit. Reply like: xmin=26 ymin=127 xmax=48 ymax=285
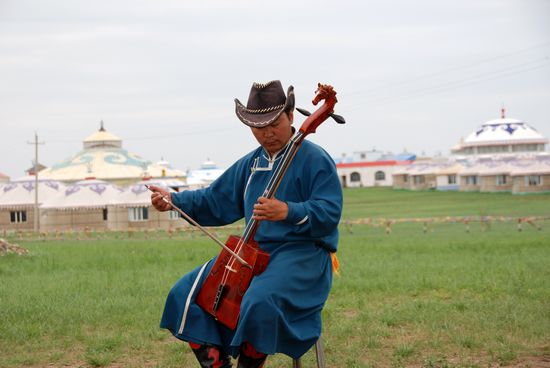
xmin=0 ymin=176 xmax=66 ymax=232
xmin=186 ymin=159 xmax=224 ymax=187
xmin=107 ymin=179 xmax=187 ymax=231
xmin=40 ymin=179 xmax=123 ymax=231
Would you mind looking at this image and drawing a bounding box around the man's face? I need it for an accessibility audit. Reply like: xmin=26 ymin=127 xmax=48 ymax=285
xmin=250 ymin=111 xmax=294 ymax=156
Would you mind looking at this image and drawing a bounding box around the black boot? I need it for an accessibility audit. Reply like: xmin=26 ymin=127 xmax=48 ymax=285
xmin=237 ymin=342 xmax=267 ymax=368
xmin=189 ymin=342 xmax=232 ymax=368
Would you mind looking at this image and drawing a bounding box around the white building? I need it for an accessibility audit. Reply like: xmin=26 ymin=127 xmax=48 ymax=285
xmin=336 ymin=151 xmax=415 ymax=188
xmin=393 ymin=109 xmax=549 ymax=193
xmin=186 ymin=159 xmax=224 ymax=187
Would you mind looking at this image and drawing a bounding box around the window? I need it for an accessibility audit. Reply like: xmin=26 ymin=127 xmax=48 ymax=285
xmin=513 ymin=144 xmax=538 ymax=152
xmin=169 ymin=210 xmax=180 ymax=220
xmin=496 ymin=175 xmax=507 ymax=186
xmin=374 ymin=171 xmax=386 ymax=181
xmin=526 ymin=175 xmax=542 ymax=186
xmin=465 ymin=176 xmax=478 ymax=185
xmin=403 ymin=175 xmax=408 ymax=183
xmin=102 ymin=208 xmax=108 ymax=221
xmin=350 ymin=172 xmax=361 ymax=182
xmin=10 ymin=211 xmax=27 ymax=223
xmin=412 ymin=175 xmax=425 ymax=185
xmin=447 ymin=175 xmax=457 ymax=185
xmin=477 ymin=145 xmax=508 ymax=154
xmin=128 ymin=207 xmax=149 ymax=222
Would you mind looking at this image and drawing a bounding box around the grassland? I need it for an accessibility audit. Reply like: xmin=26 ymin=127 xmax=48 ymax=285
xmin=0 ymin=188 xmax=549 ymax=367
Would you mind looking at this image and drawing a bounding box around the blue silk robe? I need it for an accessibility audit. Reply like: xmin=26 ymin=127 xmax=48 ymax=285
xmin=160 ymin=139 xmax=343 ymax=359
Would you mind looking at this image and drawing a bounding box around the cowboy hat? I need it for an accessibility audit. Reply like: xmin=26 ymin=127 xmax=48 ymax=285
xmin=235 ymin=80 xmax=295 ymax=128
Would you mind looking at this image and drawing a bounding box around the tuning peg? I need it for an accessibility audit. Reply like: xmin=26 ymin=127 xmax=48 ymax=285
xmin=296 ymin=107 xmax=311 ymax=116
xmin=330 ymin=113 xmax=346 ymax=124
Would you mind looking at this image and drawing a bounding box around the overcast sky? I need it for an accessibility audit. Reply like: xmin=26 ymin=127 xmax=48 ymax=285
xmin=1 ymin=0 xmax=549 ymax=179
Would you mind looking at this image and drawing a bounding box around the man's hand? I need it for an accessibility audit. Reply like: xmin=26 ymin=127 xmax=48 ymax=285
xmin=252 ymin=196 xmax=288 ymax=221
xmin=148 ymin=185 xmax=173 ymax=212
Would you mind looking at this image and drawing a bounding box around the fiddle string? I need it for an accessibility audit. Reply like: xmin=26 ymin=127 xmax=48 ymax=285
xmin=239 ymin=131 xmax=303 ymax=247
xmin=221 ymin=133 xmax=303 ymax=282
xmin=241 ymin=132 xmax=302 ymax=240
xmin=220 ymin=142 xmax=292 ymax=283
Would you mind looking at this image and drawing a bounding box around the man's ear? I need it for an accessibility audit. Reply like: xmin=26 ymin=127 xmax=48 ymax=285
xmin=288 ymin=110 xmax=294 ymax=124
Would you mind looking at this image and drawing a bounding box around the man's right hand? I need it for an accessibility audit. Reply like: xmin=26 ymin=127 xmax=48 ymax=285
xmin=148 ymin=185 xmax=173 ymax=212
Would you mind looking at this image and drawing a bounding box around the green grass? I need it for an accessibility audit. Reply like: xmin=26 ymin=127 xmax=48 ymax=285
xmin=1 ymin=188 xmax=549 ymax=367
xmin=342 ymin=187 xmax=550 ymax=218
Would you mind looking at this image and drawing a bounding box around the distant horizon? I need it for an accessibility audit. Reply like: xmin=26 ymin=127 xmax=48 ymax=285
xmin=3 ymin=112 xmax=548 ymax=181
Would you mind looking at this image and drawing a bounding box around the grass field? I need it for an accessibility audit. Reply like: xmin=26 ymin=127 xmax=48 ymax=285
xmin=1 ymin=188 xmax=549 ymax=367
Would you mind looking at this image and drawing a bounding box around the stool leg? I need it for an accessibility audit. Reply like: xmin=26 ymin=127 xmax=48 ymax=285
xmin=314 ymin=338 xmax=326 ymax=368
xmin=292 ymin=358 xmax=302 ymax=368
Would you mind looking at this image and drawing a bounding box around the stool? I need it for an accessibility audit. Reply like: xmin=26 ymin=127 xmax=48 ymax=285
xmin=292 ymin=337 xmax=325 ymax=368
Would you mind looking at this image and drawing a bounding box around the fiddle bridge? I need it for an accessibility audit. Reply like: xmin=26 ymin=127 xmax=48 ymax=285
xmin=225 ymin=265 xmax=237 ymax=273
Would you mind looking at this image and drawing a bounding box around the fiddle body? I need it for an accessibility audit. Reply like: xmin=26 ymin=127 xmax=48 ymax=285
xmin=196 ymin=236 xmax=269 ymax=329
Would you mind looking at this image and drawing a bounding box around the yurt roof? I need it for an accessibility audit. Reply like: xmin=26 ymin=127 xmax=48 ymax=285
xmin=83 ymin=130 xmax=122 ymax=144
xmin=39 ymin=148 xmax=152 ymax=181
xmin=187 ymin=162 xmax=224 ymax=183
xmin=434 ymin=163 xmax=465 ymax=175
xmin=41 ymin=179 xmax=123 ymax=210
xmin=0 ymin=178 xmax=66 ymax=210
xmin=393 ymin=160 xmax=464 ymax=176
xmin=458 ymin=157 xmax=550 ymax=176
xmin=509 ymin=156 xmax=550 ymax=176
xmin=461 ymin=118 xmax=548 ymax=147
xmin=39 ymin=124 xmax=186 ymax=183
xmin=458 ymin=162 xmax=488 ymax=176
xmin=109 ymin=179 xmax=182 ymax=207
xmin=145 ymin=163 xmax=186 ymax=179
xmin=474 ymin=161 xmax=514 ymax=176
xmin=83 ymin=121 xmax=122 ymax=148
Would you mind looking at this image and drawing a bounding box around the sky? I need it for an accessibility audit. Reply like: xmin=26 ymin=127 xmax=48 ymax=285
xmin=1 ymin=0 xmax=549 ymax=179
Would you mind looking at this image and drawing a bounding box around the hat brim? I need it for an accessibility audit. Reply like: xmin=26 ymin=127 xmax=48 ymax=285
xmin=235 ymin=86 xmax=294 ymax=128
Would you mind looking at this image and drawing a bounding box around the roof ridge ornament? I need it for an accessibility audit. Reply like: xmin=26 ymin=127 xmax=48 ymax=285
xmin=100 ymin=120 xmax=105 ymax=132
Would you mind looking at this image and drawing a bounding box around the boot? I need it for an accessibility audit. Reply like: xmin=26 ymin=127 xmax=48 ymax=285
xmin=237 ymin=342 xmax=267 ymax=368
xmin=189 ymin=342 xmax=232 ymax=368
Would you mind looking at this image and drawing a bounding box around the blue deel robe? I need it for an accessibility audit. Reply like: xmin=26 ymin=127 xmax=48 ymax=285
xmin=160 ymin=139 xmax=343 ymax=359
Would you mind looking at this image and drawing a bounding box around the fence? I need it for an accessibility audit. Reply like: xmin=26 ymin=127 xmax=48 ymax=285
xmin=340 ymin=215 xmax=549 ymax=234
xmin=2 ymin=215 xmax=548 ymax=243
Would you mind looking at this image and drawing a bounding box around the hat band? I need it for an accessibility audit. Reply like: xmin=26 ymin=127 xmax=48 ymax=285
xmin=236 ymin=108 xmax=282 ymax=127
xmin=241 ymin=103 xmax=285 ymax=114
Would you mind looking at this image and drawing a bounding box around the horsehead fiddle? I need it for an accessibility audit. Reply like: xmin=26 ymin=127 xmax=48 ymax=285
xmin=150 ymin=83 xmax=345 ymax=330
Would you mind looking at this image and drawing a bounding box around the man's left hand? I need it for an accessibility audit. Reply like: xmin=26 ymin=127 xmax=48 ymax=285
xmin=252 ymin=197 xmax=288 ymax=221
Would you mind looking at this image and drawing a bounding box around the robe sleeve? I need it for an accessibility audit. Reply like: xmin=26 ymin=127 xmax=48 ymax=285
xmin=284 ymin=150 xmax=343 ymax=239
xmin=170 ymin=158 xmax=249 ymax=226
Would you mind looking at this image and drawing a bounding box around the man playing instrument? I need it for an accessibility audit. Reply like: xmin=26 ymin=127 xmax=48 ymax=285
xmin=150 ymin=80 xmax=343 ymax=368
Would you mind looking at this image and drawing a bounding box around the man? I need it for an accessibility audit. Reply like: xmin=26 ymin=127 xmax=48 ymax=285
xmin=150 ymin=80 xmax=342 ymax=367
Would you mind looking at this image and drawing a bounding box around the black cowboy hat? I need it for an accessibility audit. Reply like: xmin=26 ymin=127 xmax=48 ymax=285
xmin=235 ymin=80 xmax=295 ymax=128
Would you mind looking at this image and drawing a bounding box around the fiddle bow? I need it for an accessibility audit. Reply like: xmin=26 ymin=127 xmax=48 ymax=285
xmin=193 ymin=83 xmax=345 ymax=329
